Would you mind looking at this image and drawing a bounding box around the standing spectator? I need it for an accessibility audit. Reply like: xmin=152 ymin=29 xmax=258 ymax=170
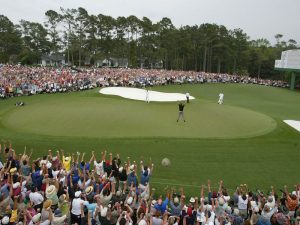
xmin=29 ymin=186 xmax=44 ymax=212
xmin=61 ymin=150 xmax=71 ymax=172
xmin=237 ymin=185 xmax=248 ymax=219
xmin=70 ymin=191 xmax=87 ymax=225
xmin=169 ymin=187 xmax=183 ymax=217
xmin=284 ymin=185 xmax=299 ymax=217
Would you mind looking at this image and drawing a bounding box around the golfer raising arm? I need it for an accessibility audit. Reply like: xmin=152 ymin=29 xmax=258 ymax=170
xmin=177 ymin=102 xmax=186 ymax=122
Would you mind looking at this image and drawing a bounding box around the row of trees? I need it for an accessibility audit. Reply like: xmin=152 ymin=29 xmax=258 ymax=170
xmin=0 ymin=7 xmax=299 ymax=79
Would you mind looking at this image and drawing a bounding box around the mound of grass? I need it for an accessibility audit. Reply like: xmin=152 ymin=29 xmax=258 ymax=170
xmin=2 ymin=88 xmax=275 ymax=138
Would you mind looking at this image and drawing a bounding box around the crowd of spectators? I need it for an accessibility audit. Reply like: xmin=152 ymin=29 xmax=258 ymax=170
xmin=0 ymin=65 xmax=289 ymax=99
xmin=0 ymin=143 xmax=299 ymax=225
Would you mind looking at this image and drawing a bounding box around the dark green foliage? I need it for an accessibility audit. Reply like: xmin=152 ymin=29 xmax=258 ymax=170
xmin=0 ymin=15 xmax=22 ymax=63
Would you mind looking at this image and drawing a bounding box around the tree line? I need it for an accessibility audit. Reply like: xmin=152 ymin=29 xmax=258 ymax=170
xmin=0 ymin=7 xmax=299 ymax=79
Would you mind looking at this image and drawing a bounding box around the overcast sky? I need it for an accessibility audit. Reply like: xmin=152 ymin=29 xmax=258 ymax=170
xmin=1 ymin=0 xmax=300 ymax=45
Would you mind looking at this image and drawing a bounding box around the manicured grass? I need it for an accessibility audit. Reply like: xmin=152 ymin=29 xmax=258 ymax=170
xmin=0 ymin=84 xmax=299 ymax=196
xmin=2 ymin=88 xmax=275 ymax=139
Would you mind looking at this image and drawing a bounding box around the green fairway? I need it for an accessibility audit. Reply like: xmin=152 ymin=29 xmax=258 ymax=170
xmin=0 ymin=83 xmax=299 ymax=195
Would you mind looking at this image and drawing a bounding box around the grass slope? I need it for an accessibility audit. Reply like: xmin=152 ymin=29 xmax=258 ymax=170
xmin=0 ymin=84 xmax=299 ymax=195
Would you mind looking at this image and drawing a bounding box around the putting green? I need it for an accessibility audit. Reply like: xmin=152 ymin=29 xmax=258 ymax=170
xmin=2 ymin=92 xmax=276 ymax=138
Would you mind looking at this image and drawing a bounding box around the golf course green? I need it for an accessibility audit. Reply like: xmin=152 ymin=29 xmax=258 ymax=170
xmin=3 ymin=89 xmax=276 ymax=139
xmin=0 ymin=83 xmax=299 ymax=195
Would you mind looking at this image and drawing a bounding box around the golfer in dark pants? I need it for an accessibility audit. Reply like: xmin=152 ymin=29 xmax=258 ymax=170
xmin=177 ymin=102 xmax=186 ymax=122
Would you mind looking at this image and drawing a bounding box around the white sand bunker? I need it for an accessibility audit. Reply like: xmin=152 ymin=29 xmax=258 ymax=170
xmin=283 ymin=120 xmax=300 ymax=132
xmin=100 ymin=87 xmax=195 ymax=102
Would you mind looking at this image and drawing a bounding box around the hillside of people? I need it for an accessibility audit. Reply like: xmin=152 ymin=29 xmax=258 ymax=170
xmin=0 ymin=65 xmax=289 ymax=99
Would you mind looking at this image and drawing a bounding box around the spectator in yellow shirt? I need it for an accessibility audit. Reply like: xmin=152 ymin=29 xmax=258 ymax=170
xmin=61 ymin=150 xmax=71 ymax=172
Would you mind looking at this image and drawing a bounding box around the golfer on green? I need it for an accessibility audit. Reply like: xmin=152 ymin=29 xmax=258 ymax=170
xmin=177 ymin=101 xmax=186 ymax=122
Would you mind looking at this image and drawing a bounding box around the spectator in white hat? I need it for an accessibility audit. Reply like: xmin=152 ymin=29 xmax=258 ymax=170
xmin=70 ymin=191 xmax=88 ymax=225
